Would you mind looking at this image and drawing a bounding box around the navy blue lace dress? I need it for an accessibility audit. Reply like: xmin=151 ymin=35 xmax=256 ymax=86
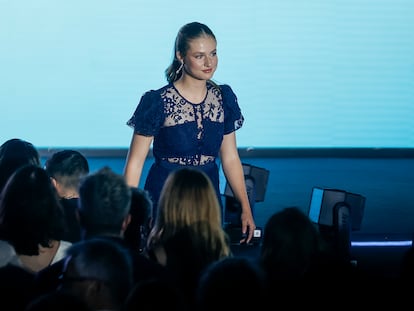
xmin=127 ymin=82 xmax=244 ymax=217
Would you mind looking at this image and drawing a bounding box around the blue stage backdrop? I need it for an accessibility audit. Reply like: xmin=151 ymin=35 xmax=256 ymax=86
xmin=1 ymin=1 xmax=413 ymax=149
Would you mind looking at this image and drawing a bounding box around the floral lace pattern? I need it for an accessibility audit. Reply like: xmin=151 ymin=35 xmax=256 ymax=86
xmin=127 ymin=83 xmax=243 ymax=166
xmin=160 ymin=86 xmax=224 ymax=165
xmin=163 ymin=86 xmax=224 ymax=123
xmin=163 ymin=154 xmax=216 ymax=166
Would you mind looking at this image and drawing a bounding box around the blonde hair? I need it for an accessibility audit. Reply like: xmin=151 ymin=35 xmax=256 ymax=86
xmin=147 ymin=168 xmax=230 ymax=257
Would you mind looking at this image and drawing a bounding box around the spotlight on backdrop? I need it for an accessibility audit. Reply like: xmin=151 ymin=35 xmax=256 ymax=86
xmin=307 ymin=187 xmax=366 ymax=260
xmin=222 ymin=163 xmax=270 ymax=245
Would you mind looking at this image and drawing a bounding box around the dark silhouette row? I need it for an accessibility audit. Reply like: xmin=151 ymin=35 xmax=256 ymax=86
xmin=0 ymin=138 xmax=411 ymax=310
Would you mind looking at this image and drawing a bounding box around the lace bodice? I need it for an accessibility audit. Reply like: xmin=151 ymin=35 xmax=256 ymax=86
xmin=127 ymin=83 xmax=244 ymax=166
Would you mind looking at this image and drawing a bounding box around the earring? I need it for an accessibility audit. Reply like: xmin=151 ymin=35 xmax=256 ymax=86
xmin=176 ymin=62 xmax=184 ymax=74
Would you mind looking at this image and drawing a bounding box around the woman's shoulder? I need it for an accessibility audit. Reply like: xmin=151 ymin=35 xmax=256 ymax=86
xmin=217 ymin=83 xmax=233 ymax=92
xmin=210 ymin=83 xmax=237 ymax=101
xmin=216 ymin=83 xmax=243 ymax=132
xmin=142 ymin=83 xmax=172 ymax=97
xmin=214 ymin=83 xmax=238 ymax=106
xmin=137 ymin=84 xmax=174 ymax=108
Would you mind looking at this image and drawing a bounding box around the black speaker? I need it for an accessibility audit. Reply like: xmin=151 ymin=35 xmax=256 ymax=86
xmin=308 ymin=187 xmax=366 ymax=231
xmin=223 ymin=163 xmax=270 ymax=202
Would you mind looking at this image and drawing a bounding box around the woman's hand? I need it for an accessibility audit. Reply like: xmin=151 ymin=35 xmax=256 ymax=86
xmin=240 ymin=207 xmax=256 ymax=244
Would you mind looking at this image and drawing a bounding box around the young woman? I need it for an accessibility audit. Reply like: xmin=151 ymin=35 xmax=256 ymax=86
xmin=123 ymin=21 xmax=255 ymax=243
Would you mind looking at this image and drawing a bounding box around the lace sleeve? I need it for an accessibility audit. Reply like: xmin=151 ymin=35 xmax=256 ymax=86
xmin=221 ymin=84 xmax=244 ymax=134
xmin=126 ymin=90 xmax=164 ymax=136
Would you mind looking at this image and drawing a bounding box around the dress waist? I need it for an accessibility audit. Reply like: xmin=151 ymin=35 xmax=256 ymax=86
xmin=156 ymin=155 xmax=216 ymax=169
xmin=155 ymin=157 xmax=216 ymax=170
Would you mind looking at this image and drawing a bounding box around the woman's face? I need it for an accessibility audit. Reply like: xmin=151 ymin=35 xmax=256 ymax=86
xmin=181 ymin=35 xmax=217 ymax=80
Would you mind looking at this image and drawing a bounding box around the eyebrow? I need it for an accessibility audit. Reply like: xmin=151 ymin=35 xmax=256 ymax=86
xmin=192 ymin=49 xmax=217 ymax=55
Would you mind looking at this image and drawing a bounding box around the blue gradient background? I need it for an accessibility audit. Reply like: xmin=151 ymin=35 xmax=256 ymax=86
xmin=1 ymin=1 xmax=413 ymax=148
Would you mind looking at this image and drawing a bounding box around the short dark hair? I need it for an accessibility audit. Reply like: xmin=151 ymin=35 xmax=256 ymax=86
xmin=78 ymin=166 xmax=131 ymax=236
xmin=45 ymin=149 xmax=89 ymax=190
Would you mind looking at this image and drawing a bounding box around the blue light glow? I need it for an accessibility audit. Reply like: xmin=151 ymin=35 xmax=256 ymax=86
xmin=351 ymin=240 xmax=412 ymax=247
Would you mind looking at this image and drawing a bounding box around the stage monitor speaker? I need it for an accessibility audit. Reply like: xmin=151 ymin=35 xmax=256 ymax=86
xmin=308 ymin=187 xmax=366 ymax=231
xmin=223 ymin=163 xmax=270 ymax=202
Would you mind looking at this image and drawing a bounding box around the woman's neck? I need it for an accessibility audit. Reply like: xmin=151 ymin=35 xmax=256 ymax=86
xmin=174 ymin=77 xmax=207 ymax=104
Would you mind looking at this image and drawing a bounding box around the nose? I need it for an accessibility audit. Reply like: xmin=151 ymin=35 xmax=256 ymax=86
xmin=205 ymin=56 xmax=212 ymax=67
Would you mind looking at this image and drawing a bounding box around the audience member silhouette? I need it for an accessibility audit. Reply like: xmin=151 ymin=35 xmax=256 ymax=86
xmin=0 ymin=165 xmax=70 ymax=310
xmin=58 ymin=238 xmax=133 ymax=311
xmin=34 ymin=166 xmax=166 ymax=297
xmin=123 ymin=187 xmax=153 ymax=253
xmin=146 ymin=168 xmax=231 ymax=261
xmin=259 ymin=206 xmax=364 ymax=307
xmin=77 ymin=166 xmax=131 ymax=240
xmin=196 ymin=256 xmax=266 ymax=311
xmin=45 ymin=149 xmax=90 ymax=243
xmin=0 ymin=138 xmax=42 ymax=269
xmin=123 ymin=278 xmax=188 ymax=311
xmin=259 ymin=206 xmax=326 ymax=283
xmin=145 ymin=168 xmax=232 ymax=308
xmin=0 ymin=264 xmax=36 ymax=311
xmin=0 ymin=138 xmax=41 ymax=192
xmin=0 ymin=165 xmax=70 ymax=272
